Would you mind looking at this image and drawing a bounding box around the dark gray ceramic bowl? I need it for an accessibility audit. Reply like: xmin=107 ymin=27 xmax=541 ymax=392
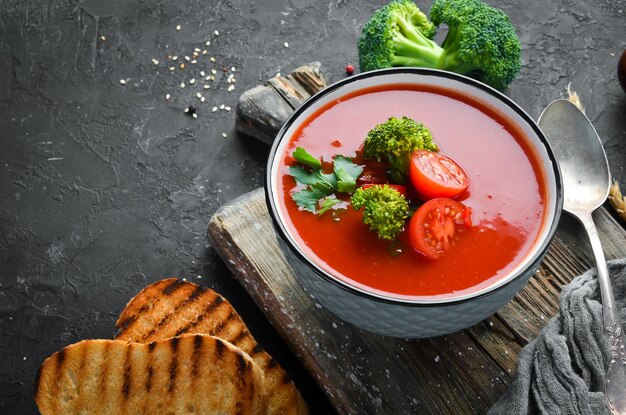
xmin=265 ymin=68 xmax=562 ymax=338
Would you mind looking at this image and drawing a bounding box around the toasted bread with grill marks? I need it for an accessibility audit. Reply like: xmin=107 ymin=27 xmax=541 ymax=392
xmin=114 ymin=278 xmax=309 ymax=415
xmin=35 ymin=334 xmax=266 ymax=415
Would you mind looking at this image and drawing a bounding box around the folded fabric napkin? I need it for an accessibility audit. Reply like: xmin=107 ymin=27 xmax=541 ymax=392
xmin=489 ymin=258 xmax=626 ymax=415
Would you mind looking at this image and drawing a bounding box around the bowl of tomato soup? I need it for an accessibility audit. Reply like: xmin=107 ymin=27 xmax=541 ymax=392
xmin=265 ymin=68 xmax=562 ymax=338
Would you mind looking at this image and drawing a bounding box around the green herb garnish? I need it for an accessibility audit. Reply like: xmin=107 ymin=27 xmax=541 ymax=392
xmin=289 ymin=147 xmax=363 ymax=214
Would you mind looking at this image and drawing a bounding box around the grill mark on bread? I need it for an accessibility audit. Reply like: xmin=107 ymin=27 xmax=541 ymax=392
xmin=115 ymin=315 xmax=136 ymax=338
xmin=162 ymin=279 xmax=184 ymax=295
xmin=52 ymin=348 xmax=66 ymax=414
xmin=235 ymin=355 xmax=248 ymax=415
xmin=74 ymin=342 xmax=90 ymax=414
xmin=122 ymin=346 xmax=131 ymax=399
xmin=236 ymin=354 xmax=247 ymax=378
xmin=173 ymin=291 xmax=225 ymax=337
xmin=98 ymin=342 xmax=111 ymax=405
xmin=168 ymin=336 xmax=179 ymax=392
xmin=114 ymin=280 xmax=173 ymax=338
xmin=191 ymin=335 xmax=203 ymax=378
xmin=212 ymin=310 xmax=237 ymax=336
xmin=215 ymin=337 xmax=225 ymax=359
xmin=230 ymin=329 xmax=250 ymax=346
xmin=146 ymin=364 xmax=153 ymax=392
xmin=267 ymin=357 xmax=278 ymax=369
xmin=140 ymin=284 xmax=207 ymax=341
xmin=250 ymin=344 xmax=264 ymax=356
xmin=146 ymin=342 xmax=156 ymax=392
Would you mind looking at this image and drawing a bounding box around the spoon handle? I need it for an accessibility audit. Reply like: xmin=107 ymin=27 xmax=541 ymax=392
xmin=579 ymin=212 xmax=626 ymax=414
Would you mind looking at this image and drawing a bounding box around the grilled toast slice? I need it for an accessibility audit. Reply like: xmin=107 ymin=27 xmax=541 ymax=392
xmin=35 ymin=334 xmax=266 ymax=415
xmin=114 ymin=278 xmax=309 ymax=415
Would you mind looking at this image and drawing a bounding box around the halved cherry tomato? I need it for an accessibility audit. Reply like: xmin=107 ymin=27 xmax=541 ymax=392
xmin=361 ymin=183 xmax=408 ymax=196
xmin=410 ymin=150 xmax=469 ymax=199
xmin=408 ymin=198 xmax=472 ymax=259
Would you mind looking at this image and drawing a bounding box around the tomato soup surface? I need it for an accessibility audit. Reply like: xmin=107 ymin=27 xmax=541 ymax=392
xmin=277 ymin=85 xmax=546 ymax=300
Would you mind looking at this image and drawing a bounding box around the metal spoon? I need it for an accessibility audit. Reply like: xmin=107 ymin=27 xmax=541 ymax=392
xmin=538 ymin=99 xmax=626 ymax=414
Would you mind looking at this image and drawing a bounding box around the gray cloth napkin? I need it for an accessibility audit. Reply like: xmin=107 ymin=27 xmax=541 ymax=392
xmin=488 ymin=258 xmax=626 ymax=415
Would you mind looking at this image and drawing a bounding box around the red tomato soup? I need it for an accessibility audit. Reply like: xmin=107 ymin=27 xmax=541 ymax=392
xmin=276 ymin=85 xmax=546 ymax=300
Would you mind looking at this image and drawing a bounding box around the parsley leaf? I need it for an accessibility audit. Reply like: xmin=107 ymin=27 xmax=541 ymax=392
xmin=293 ymin=147 xmax=322 ymax=170
xmin=334 ymin=155 xmax=363 ymax=193
xmin=288 ymin=147 xmax=363 ymax=214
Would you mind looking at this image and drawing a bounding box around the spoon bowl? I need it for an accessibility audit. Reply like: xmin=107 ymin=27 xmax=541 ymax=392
xmin=538 ymin=100 xmax=610 ymax=213
xmin=539 ymin=99 xmax=626 ymax=414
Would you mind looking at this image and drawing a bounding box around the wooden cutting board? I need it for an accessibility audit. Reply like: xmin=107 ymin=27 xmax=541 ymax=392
xmin=208 ymin=188 xmax=626 ymax=414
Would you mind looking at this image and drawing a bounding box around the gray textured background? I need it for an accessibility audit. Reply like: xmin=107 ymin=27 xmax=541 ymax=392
xmin=1 ymin=0 xmax=624 ymax=413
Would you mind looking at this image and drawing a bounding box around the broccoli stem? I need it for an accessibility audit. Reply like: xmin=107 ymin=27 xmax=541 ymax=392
xmin=390 ymin=26 xmax=445 ymax=69
xmin=438 ymin=25 xmax=477 ymax=74
xmin=388 ymin=156 xmax=410 ymax=184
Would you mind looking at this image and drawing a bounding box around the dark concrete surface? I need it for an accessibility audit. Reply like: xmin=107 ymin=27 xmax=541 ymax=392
xmin=0 ymin=0 xmax=624 ymax=413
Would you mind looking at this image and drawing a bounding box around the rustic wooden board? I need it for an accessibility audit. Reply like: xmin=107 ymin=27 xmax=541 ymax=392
xmin=207 ymin=189 xmax=626 ymax=415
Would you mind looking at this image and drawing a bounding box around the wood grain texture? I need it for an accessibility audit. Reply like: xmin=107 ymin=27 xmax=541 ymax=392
xmin=235 ymin=62 xmax=327 ymax=144
xmin=207 ymin=189 xmax=626 ymax=414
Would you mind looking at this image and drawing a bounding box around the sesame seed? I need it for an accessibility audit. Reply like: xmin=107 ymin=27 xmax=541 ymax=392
xmin=100 ymin=35 xmax=106 ymax=41
xmin=225 ymin=106 xmax=231 ymax=111
xmin=276 ymin=72 xmax=281 ymax=77
xmin=203 ymin=85 xmax=210 ymax=89
xmin=200 ymin=96 xmax=205 ymax=102
xmin=214 ymin=30 xmax=219 ymax=36
xmin=209 ymin=57 xmax=216 ymax=62
xmin=169 ymin=66 xmax=175 ymax=71
xmin=194 ymin=48 xmax=201 ymax=52
xmin=200 ymin=71 xmax=206 ymax=77
xmin=196 ymin=92 xmax=202 ymax=98
xmin=184 ymin=107 xmax=189 ymax=113
xmin=192 ymin=113 xmax=198 ymax=118
xmin=222 ymin=132 xmax=227 ymax=138
xmin=184 ymin=56 xmax=190 ymax=61
xmin=172 ymin=56 xmax=178 ymax=60
xmin=165 ymin=94 xmax=171 ymax=100
xmin=179 ymin=63 xmax=185 ymax=69
xmin=202 ymin=50 xmax=207 ymax=55
xmin=119 ymin=79 xmax=126 ymax=85
xmin=192 ymin=51 xmax=199 ymax=58
xmin=284 ymin=41 xmax=289 ymax=48
xmin=189 ymin=78 xmax=196 ymax=84
xmin=227 ymin=85 xmax=235 ymax=92
xmin=152 ymin=58 xmax=159 ymax=65
xmin=219 ymin=104 xmax=225 ymax=109
xmin=211 ymin=69 xmax=217 ymax=75
xmin=191 ymin=59 xmax=197 ymax=64
xmin=176 ymin=25 xmax=181 ymax=31
xmin=231 ymin=66 xmax=236 ymax=72
xmin=180 ymin=82 xmax=185 ymax=88
xmin=205 ymin=40 xmax=211 ymax=46
xmin=205 ymin=76 xmax=211 ymax=80
xmin=212 ymin=107 xmax=218 ymax=112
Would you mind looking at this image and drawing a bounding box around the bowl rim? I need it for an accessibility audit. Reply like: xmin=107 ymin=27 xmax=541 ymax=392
xmin=264 ymin=67 xmax=563 ymax=306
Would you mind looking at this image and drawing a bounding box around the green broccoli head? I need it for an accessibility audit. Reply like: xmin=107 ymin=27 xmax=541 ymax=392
xmin=358 ymin=0 xmax=440 ymax=72
xmin=363 ymin=116 xmax=439 ymax=184
xmin=351 ymin=184 xmax=409 ymax=240
xmin=430 ymin=0 xmax=521 ymax=90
